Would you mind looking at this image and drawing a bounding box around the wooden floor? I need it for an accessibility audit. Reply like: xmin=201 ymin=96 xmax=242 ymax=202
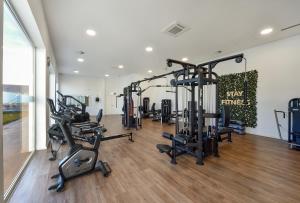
xmin=9 ymin=115 xmax=300 ymax=203
xmin=3 ymin=118 xmax=31 ymax=192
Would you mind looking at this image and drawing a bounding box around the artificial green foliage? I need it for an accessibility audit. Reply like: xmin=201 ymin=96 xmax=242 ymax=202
xmin=218 ymin=70 xmax=258 ymax=127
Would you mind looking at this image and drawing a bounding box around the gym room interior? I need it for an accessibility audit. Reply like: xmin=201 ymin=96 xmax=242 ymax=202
xmin=0 ymin=0 xmax=300 ymax=202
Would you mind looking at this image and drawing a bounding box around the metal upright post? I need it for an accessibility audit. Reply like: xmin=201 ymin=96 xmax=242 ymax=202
xmin=288 ymin=102 xmax=292 ymax=143
xmin=196 ymin=69 xmax=204 ymax=165
xmin=212 ymin=65 xmax=219 ymax=157
xmin=126 ymin=86 xmax=131 ymax=130
xmin=138 ymin=86 xmax=142 ymax=128
xmin=189 ymin=85 xmax=195 ymax=138
xmin=175 ymin=76 xmax=179 ymax=134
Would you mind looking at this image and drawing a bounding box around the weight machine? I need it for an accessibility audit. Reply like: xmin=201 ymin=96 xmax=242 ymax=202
xmin=134 ymin=54 xmax=246 ymax=165
xmin=117 ymin=84 xmax=142 ymax=130
xmin=118 ymin=54 xmax=248 ymax=165
xmin=274 ymin=98 xmax=300 ymax=149
xmin=142 ymin=97 xmax=150 ymax=118
xmin=288 ymin=98 xmax=300 ymax=148
xmin=141 ymin=85 xmax=174 ymax=124
xmin=118 ymin=84 xmax=173 ymax=128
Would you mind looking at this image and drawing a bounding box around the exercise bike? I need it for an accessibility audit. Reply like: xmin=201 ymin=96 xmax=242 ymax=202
xmin=48 ymin=113 xmax=111 ymax=192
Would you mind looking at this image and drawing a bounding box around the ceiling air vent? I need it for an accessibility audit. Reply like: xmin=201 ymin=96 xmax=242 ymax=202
xmin=163 ymin=21 xmax=190 ymax=37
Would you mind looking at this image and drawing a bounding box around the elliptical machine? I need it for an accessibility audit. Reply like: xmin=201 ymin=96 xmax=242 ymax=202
xmin=48 ymin=111 xmax=111 ymax=192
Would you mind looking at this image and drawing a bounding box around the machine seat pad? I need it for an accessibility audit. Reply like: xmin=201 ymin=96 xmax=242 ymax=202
xmin=218 ymin=127 xmax=233 ymax=134
xmin=162 ymin=132 xmax=173 ymax=140
xmin=174 ymin=134 xmax=188 ymax=145
xmin=156 ymin=144 xmax=172 ymax=153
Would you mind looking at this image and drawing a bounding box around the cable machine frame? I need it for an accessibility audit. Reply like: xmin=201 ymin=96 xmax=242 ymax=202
xmin=128 ymin=54 xmax=244 ymax=165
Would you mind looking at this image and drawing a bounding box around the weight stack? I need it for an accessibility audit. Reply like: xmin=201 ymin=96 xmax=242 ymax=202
xmin=161 ymin=99 xmax=172 ymax=123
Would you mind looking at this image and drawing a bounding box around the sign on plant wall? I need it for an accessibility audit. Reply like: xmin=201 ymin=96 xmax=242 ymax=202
xmin=218 ymin=70 xmax=258 ymax=127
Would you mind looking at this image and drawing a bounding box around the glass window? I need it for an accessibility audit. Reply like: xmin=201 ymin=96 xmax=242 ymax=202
xmin=3 ymin=2 xmax=35 ymax=193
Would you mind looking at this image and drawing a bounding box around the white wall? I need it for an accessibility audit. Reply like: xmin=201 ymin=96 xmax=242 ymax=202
xmin=58 ymin=34 xmax=300 ymax=140
xmin=214 ymin=34 xmax=300 ymax=139
xmin=27 ymin=0 xmax=57 ymax=68
xmin=138 ymin=75 xmax=183 ymax=112
xmin=59 ymin=74 xmax=105 ymax=115
xmin=103 ymin=34 xmax=300 ymax=139
xmin=59 ymin=73 xmax=166 ymax=115
xmin=105 ymin=73 xmax=146 ymax=114
xmin=139 ymin=35 xmax=300 ymax=139
xmin=136 ymin=35 xmax=300 ymax=140
xmin=103 ymin=73 xmax=175 ymax=114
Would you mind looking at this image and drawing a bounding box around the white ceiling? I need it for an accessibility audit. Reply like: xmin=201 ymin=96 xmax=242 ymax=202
xmin=43 ymin=0 xmax=300 ymax=77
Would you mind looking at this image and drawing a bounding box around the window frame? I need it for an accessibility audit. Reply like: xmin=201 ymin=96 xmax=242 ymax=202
xmin=4 ymin=0 xmax=35 ymax=46
xmin=3 ymin=0 xmax=37 ymax=201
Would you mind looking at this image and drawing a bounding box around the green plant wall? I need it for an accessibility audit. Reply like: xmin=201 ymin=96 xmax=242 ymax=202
xmin=218 ymin=70 xmax=258 ymax=127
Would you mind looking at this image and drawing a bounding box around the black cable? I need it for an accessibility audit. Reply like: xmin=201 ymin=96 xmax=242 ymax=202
xmin=243 ymin=58 xmax=248 ymax=105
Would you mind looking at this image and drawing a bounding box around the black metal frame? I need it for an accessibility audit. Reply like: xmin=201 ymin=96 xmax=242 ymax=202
xmin=274 ymin=109 xmax=285 ymax=140
xmin=119 ymin=85 xmax=142 ymax=130
xmin=48 ymin=113 xmax=111 ymax=192
xmin=100 ymin=132 xmax=133 ymax=142
xmin=139 ymin=85 xmax=171 ymax=95
xmin=56 ymin=90 xmax=88 ymax=115
xmin=288 ymin=98 xmax=300 ymax=148
xmin=127 ymin=54 xmax=244 ymax=165
xmin=168 ymin=54 xmax=243 ymax=165
xmin=116 ymin=54 xmax=245 ymax=165
xmin=47 ymin=98 xmax=134 ymax=161
xmin=119 ymin=84 xmax=174 ymax=129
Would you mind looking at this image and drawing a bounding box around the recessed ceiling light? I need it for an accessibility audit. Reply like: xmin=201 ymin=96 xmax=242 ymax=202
xmin=147 ymin=70 xmax=152 ymax=73
xmin=145 ymin=46 xmax=153 ymax=52
xmin=182 ymin=57 xmax=188 ymax=62
xmin=73 ymin=70 xmax=79 ymax=74
xmin=77 ymin=58 xmax=84 ymax=62
xmin=118 ymin=65 xmax=124 ymax=69
xmin=104 ymin=74 xmax=110 ymax=77
xmin=260 ymin=27 xmax=273 ymax=35
xmin=86 ymin=29 xmax=96 ymax=36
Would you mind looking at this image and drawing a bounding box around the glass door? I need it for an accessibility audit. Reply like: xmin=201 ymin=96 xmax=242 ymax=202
xmin=3 ymin=2 xmax=35 ymax=193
